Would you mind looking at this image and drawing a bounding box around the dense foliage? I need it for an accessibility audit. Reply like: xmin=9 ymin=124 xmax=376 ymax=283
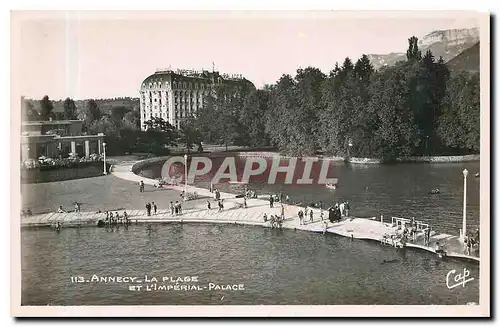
xmin=22 ymin=35 xmax=479 ymax=159
xmin=193 ymin=36 xmax=480 ymax=159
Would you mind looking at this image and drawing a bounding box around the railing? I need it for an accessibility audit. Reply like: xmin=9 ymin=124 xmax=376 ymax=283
xmin=391 ymin=216 xmax=429 ymax=231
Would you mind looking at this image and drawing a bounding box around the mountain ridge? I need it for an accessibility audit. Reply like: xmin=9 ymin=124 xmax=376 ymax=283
xmin=367 ymin=27 xmax=479 ymax=70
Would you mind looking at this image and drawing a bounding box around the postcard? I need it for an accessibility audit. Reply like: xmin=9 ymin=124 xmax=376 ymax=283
xmin=11 ymin=10 xmax=490 ymax=317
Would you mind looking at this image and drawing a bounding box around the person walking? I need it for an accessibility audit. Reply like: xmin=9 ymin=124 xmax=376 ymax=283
xmin=146 ymin=203 xmax=151 ymax=216
xmin=309 ymin=209 xmax=314 ymax=223
xmin=206 ymin=200 xmax=211 ymax=213
xmin=170 ymin=201 xmax=175 ymax=216
xmin=280 ymin=204 xmax=285 ymax=220
xmin=298 ymin=210 xmax=303 ymax=225
xmin=269 ymin=196 xmax=274 ymax=208
xmin=345 ymin=201 xmax=350 ymax=217
xmin=152 ymin=202 xmax=157 ymax=215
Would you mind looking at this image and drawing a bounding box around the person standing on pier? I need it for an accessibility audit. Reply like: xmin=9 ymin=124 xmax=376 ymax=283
xmin=152 ymin=202 xmax=157 ymax=215
xmin=309 ymin=210 xmax=314 ymax=223
xmin=244 ymin=197 xmax=247 ymax=209
xmin=170 ymin=201 xmax=174 ymax=216
xmin=345 ymin=201 xmax=350 ymax=217
xmin=146 ymin=203 xmax=151 ymax=216
xmin=269 ymin=196 xmax=274 ymax=208
xmin=139 ymin=181 xmax=144 ymax=193
xmin=465 ymin=236 xmax=472 ymax=255
xmin=206 ymin=200 xmax=212 ymax=213
xmin=74 ymin=202 xmax=81 ymax=213
xmin=426 ymin=228 xmax=431 ymax=246
xmin=298 ymin=210 xmax=303 ymax=225
xmin=280 ymin=204 xmax=285 ymax=220
xmin=174 ymin=201 xmax=179 ymax=215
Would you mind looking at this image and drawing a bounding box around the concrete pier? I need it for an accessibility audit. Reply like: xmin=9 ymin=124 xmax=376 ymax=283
xmin=20 ymin=159 xmax=479 ymax=263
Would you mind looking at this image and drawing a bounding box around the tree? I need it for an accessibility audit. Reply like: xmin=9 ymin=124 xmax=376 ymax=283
xmin=110 ymin=106 xmax=129 ymax=126
xmin=238 ymin=89 xmax=271 ymax=147
xmin=195 ymin=83 xmax=247 ymax=150
xmin=265 ymin=74 xmax=301 ymax=154
xmin=138 ymin=117 xmax=178 ymax=154
xmin=437 ymin=72 xmax=479 ymax=153
xmin=63 ymin=97 xmax=77 ymax=120
xmin=178 ymin=116 xmax=202 ymax=153
xmin=369 ymin=65 xmax=420 ymax=160
xmin=78 ymin=99 xmax=101 ymax=126
xmin=123 ymin=110 xmax=140 ymax=130
xmin=22 ymin=98 xmax=39 ymax=121
xmin=406 ymin=36 xmax=422 ymax=61
xmin=294 ymin=67 xmax=326 ymax=153
xmin=39 ymin=95 xmax=54 ymax=120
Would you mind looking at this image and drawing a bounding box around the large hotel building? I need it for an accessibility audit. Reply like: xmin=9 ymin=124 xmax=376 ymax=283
xmin=139 ymin=69 xmax=255 ymax=130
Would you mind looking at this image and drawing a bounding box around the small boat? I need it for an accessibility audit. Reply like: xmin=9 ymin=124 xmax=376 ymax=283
xmin=475 ymin=172 xmax=479 ymax=178
xmin=429 ymin=188 xmax=440 ymax=194
xmin=325 ymin=183 xmax=337 ymax=190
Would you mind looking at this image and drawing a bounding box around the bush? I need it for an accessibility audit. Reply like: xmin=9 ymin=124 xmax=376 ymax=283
xmin=22 ymin=154 xmax=104 ymax=171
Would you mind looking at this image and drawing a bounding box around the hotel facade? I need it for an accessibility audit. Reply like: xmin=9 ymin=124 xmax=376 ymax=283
xmin=139 ymin=69 xmax=255 ymax=130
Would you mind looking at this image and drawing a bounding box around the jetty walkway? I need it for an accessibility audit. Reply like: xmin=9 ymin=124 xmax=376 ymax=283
xmin=21 ymin=158 xmax=480 ymax=263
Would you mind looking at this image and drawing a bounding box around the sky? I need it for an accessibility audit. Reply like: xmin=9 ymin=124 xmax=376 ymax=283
xmin=12 ymin=11 xmax=481 ymax=100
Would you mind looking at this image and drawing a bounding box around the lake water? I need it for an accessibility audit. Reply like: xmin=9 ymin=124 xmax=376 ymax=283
xmin=140 ymin=157 xmax=481 ymax=236
xmin=21 ymin=156 xmax=481 ymax=306
xmin=21 ymin=224 xmax=479 ymax=305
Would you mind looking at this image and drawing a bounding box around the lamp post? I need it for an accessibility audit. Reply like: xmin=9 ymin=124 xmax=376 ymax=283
xmin=348 ymin=140 xmax=353 ymax=159
xmin=462 ymin=168 xmax=468 ymax=241
xmin=102 ymin=142 xmax=107 ymax=175
xmin=184 ymin=154 xmax=188 ymax=195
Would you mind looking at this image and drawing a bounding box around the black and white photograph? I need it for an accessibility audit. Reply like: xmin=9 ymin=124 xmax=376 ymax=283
xmin=10 ymin=9 xmax=490 ymax=317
